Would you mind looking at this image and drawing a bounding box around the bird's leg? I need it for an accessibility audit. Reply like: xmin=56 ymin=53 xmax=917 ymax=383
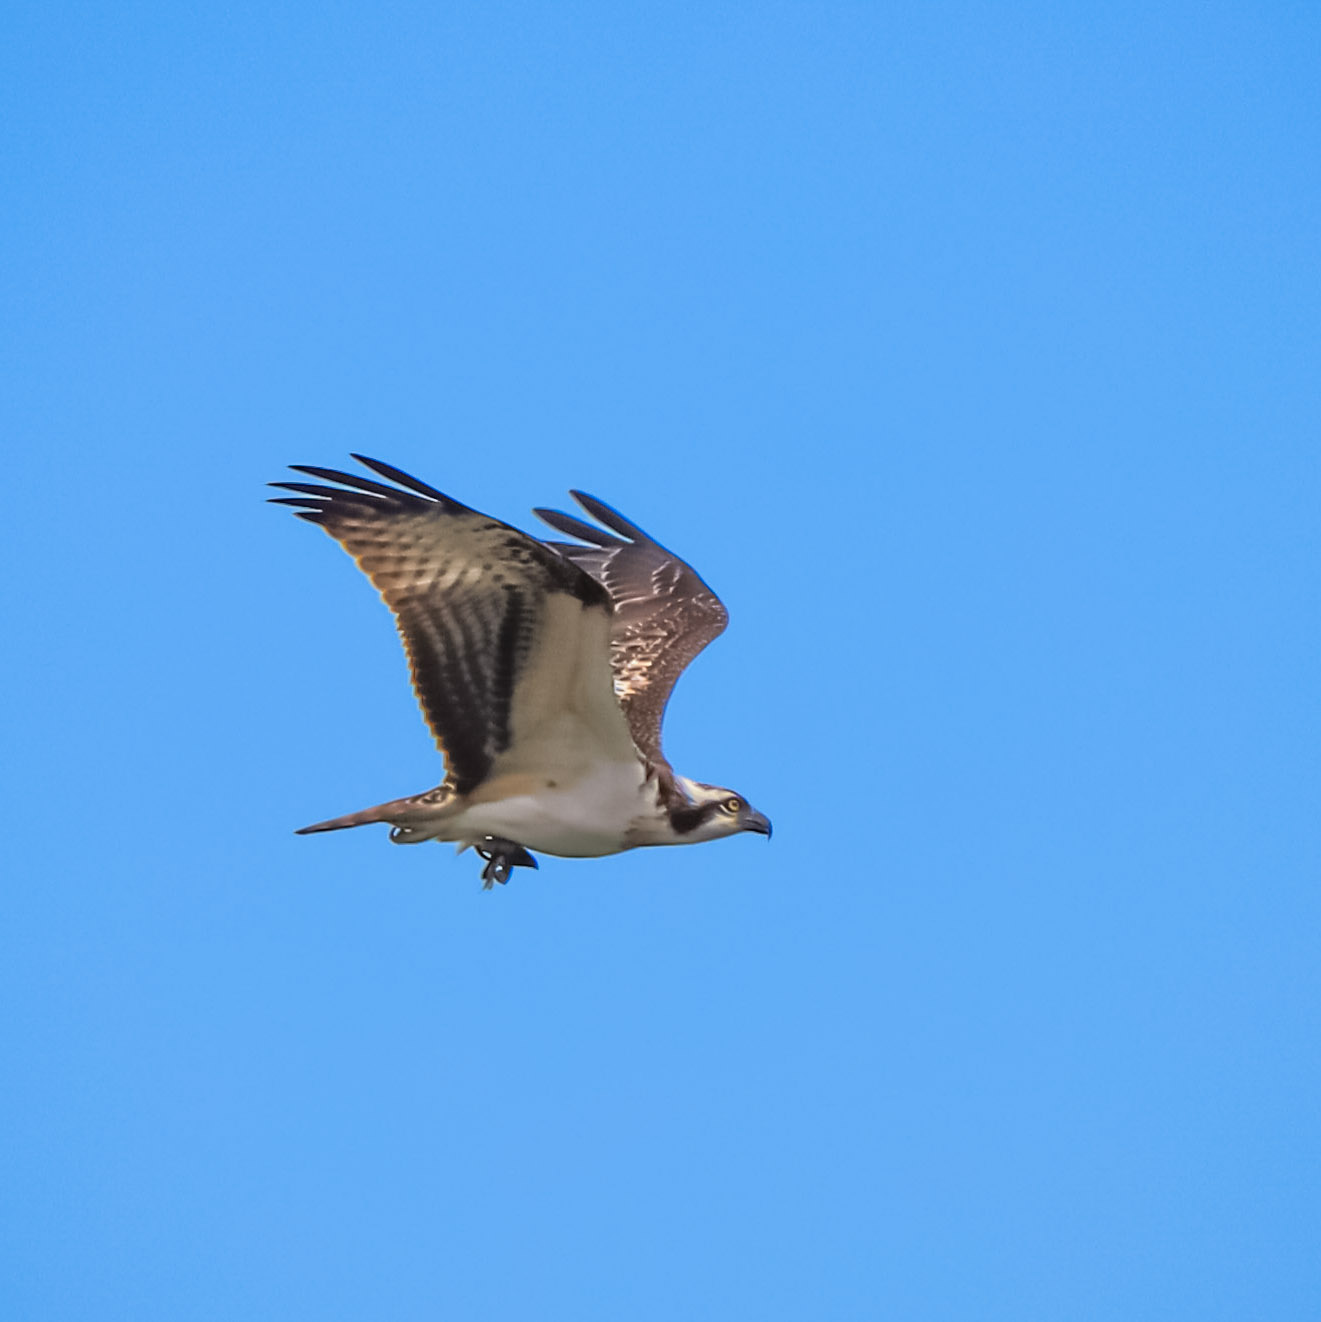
xmin=481 ymin=855 xmax=510 ymax=888
xmin=473 ymin=837 xmax=539 ymax=889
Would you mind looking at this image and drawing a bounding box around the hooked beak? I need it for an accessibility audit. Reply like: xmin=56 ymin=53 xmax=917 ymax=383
xmin=742 ymin=808 xmax=773 ymax=840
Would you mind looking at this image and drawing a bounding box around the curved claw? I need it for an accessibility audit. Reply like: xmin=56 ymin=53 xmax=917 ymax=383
xmin=481 ymin=855 xmax=512 ymax=887
xmin=473 ymin=837 xmax=539 ymax=888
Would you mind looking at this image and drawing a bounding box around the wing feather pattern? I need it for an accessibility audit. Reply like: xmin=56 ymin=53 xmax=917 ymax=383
xmin=534 ymin=493 xmax=728 ymax=768
xmin=271 ymin=456 xmax=618 ymax=795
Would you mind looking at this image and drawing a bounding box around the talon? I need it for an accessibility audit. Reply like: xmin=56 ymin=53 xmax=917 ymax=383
xmin=481 ymin=855 xmax=512 ymax=886
xmin=474 ymin=837 xmax=536 ymax=887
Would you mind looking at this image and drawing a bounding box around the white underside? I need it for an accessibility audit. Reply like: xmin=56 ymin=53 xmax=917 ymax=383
xmin=449 ymin=760 xmax=653 ymax=856
xmin=435 ymin=594 xmax=660 ymax=857
xmin=382 ymin=756 xmax=658 ymax=857
xmin=375 ymin=591 xmax=696 ymax=857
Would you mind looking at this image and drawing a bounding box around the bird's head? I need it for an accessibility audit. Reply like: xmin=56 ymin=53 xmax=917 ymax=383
xmin=669 ymin=778 xmax=772 ymax=843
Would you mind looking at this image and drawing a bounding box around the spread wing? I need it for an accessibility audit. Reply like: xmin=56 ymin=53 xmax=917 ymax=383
xmin=534 ymin=492 xmax=728 ymax=768
xmin=270 ymin=456 xmax=636 ymax=795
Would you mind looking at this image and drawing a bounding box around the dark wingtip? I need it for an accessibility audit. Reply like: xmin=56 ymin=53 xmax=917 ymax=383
xmin=349 ymin=454 xmax=461 ymax=506
xmin=533 ymin=506 xmax=621 ymax=547
xmin=569 ymin=490 xmax=652 ymax=542
xmin=267 ymin=497 xmax=329 ymax=524
xmin=270 ymin=457 xmax=467 ymax=514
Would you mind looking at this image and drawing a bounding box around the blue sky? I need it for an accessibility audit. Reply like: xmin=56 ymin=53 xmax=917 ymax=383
xmin=2 ymin=3 xmax=1317 ymax=1318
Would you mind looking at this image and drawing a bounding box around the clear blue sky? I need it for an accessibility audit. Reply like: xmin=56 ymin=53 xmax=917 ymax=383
xmin=2 ymin=4 xmax=1317 ymax=1318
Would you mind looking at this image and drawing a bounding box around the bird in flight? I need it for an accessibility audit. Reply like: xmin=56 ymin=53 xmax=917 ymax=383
xmin=270 ymin=455 xmax=771 ymax=887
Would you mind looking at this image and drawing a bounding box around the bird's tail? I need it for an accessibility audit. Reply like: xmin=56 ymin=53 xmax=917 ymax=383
xmin=294 ymin=787 xmax=454 ymax=836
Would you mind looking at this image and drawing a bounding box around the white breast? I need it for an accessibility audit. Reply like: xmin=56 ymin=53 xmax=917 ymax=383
xmin=449 ymin=759 xmax=654 ymax=857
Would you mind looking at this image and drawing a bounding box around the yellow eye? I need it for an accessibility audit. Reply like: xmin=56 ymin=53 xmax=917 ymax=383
xmin=724 ymin=797 xmax=742 ymax=813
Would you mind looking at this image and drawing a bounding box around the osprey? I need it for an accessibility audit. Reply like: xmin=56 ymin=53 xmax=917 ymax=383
xmin=270 ymin=455 xmax=771 ymax=887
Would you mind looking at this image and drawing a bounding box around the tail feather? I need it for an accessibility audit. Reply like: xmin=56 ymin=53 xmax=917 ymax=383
xmin=294 ymin=790 xmax=451 ymax=835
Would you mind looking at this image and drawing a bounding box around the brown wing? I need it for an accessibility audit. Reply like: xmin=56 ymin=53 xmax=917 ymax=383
xmin=534 ymin=491 xmax=728 ymax=767
xmin=271 ymin=456 xmax=615 ymax=796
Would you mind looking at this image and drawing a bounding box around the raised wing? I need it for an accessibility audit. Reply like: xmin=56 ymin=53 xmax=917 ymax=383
xmin=534 ymin=492 xmax=728 ymax=768
xmin=271 ymin=456 xmax=634 ymax=795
